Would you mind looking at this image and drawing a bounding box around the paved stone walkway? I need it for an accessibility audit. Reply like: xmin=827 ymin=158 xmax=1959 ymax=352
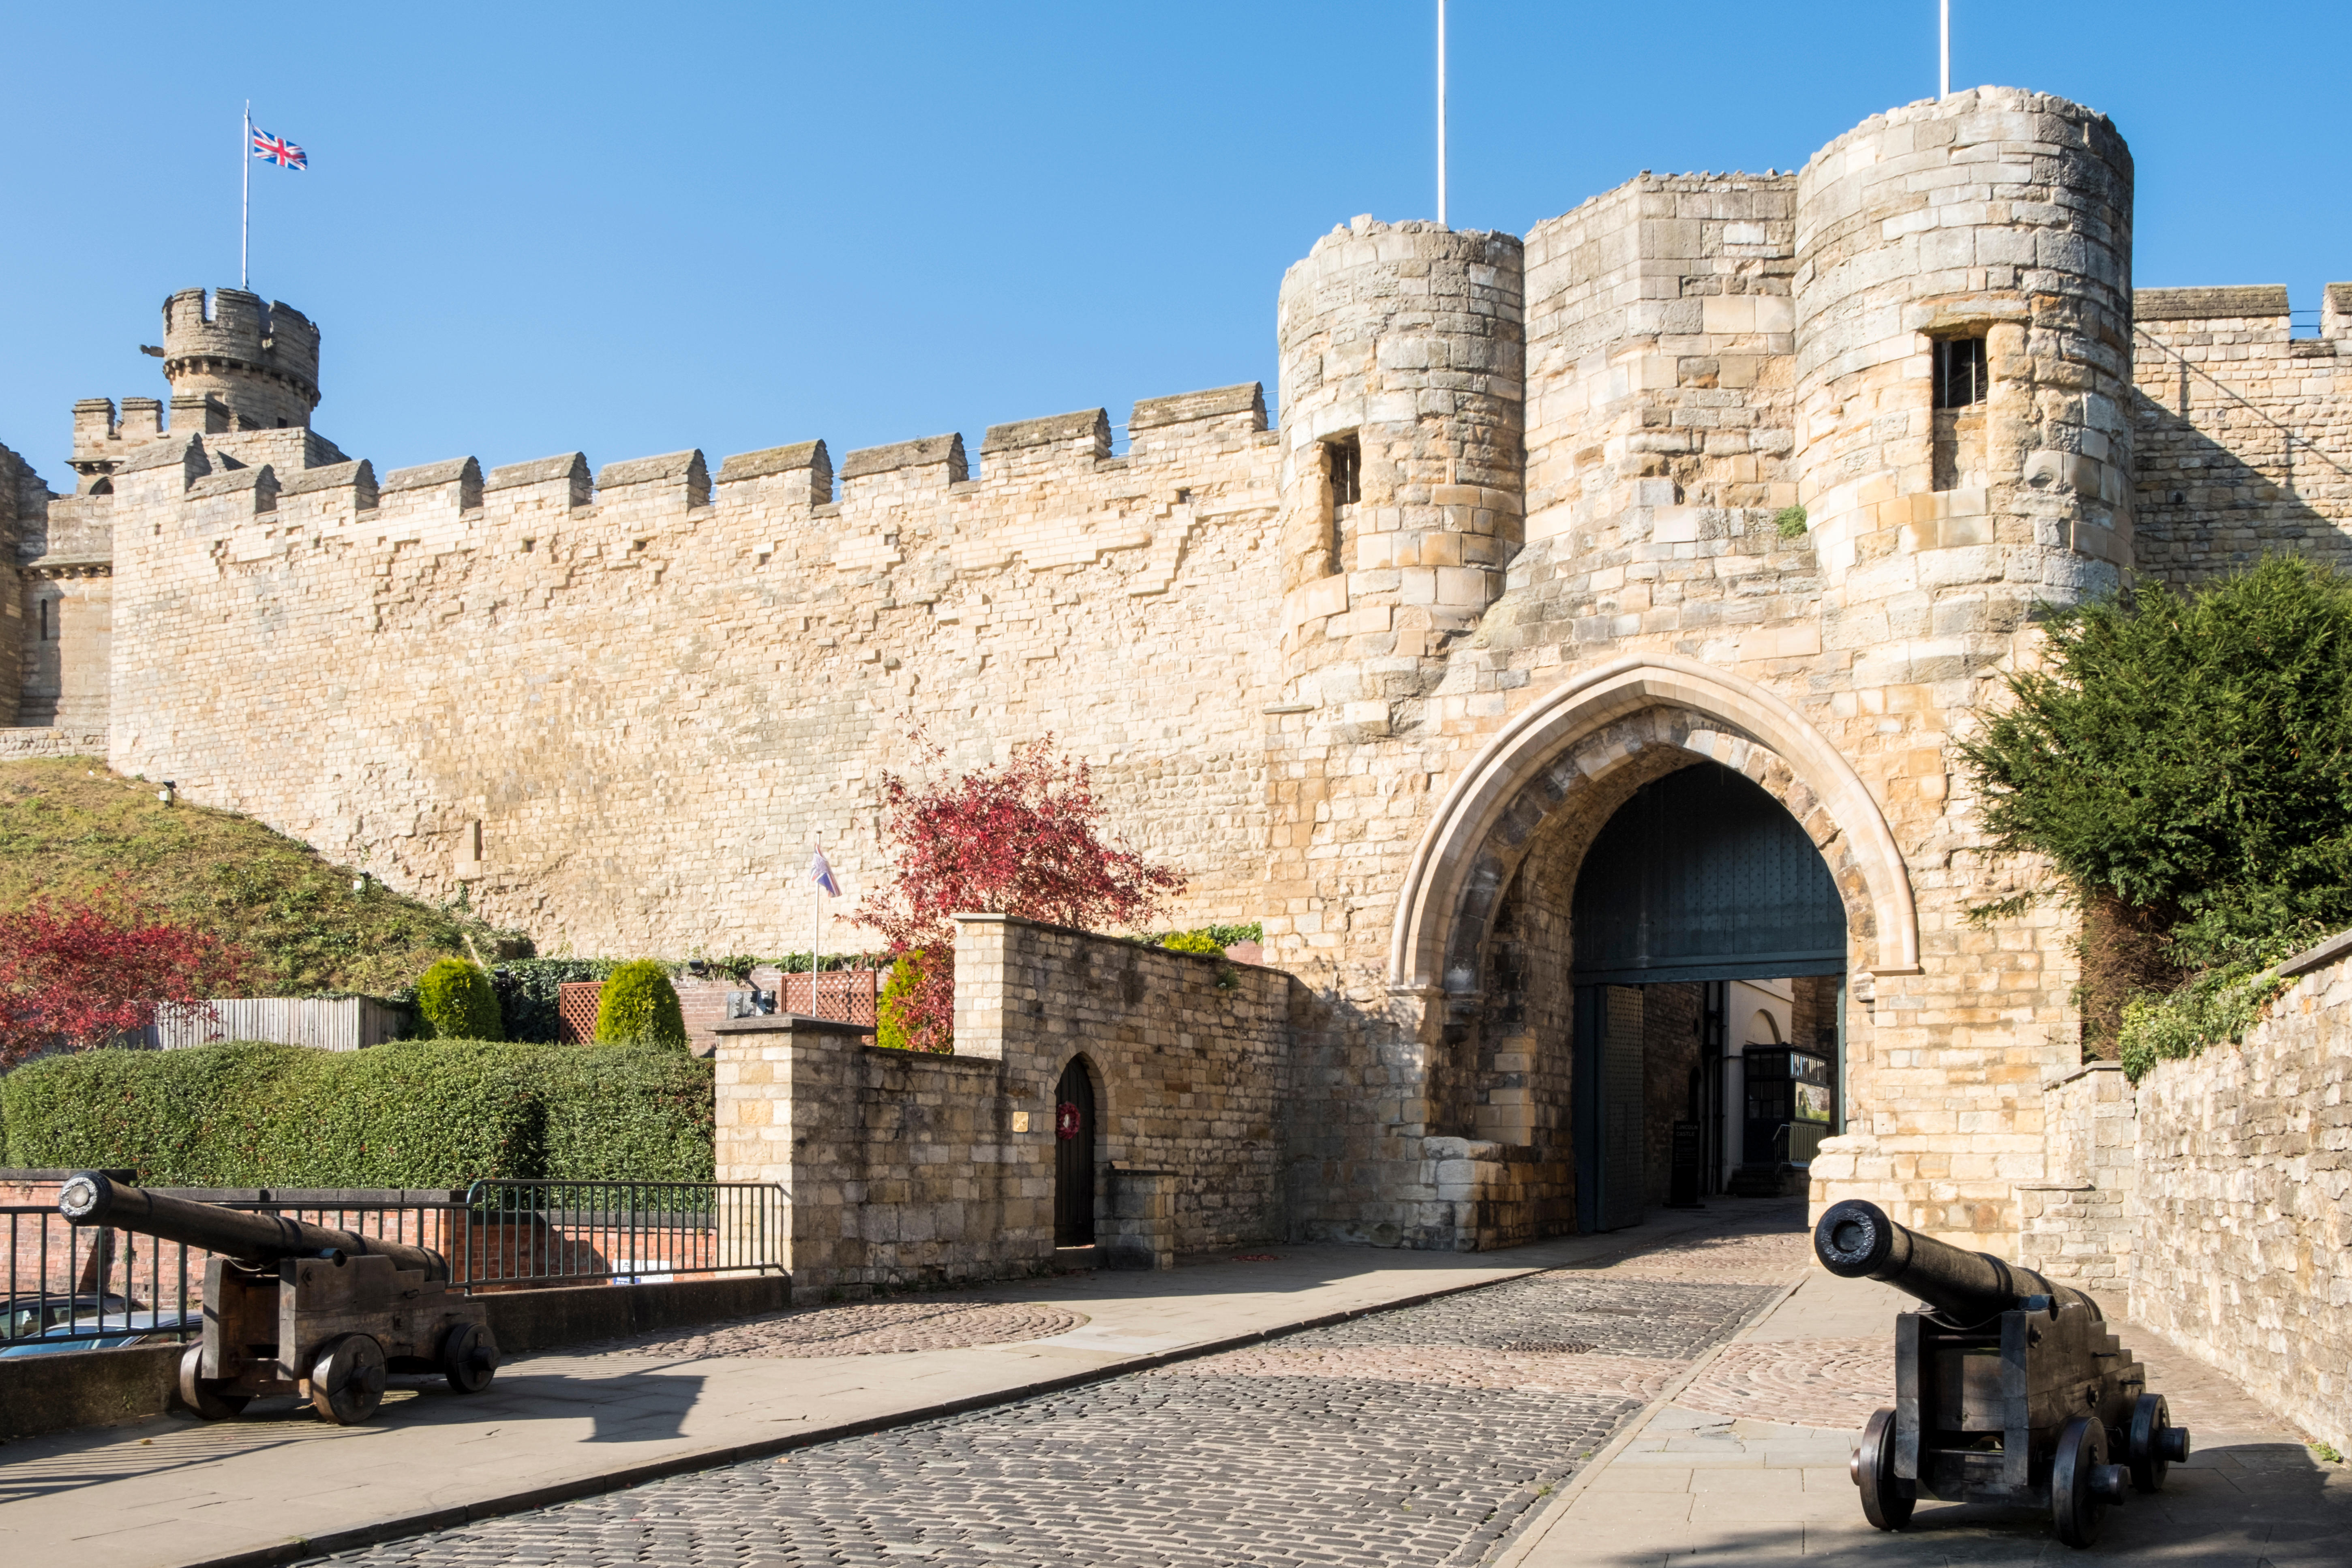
xmin=580 ymin=1300 xmax=1087 ymax=1360
xmin=326 ymin=1209 xmax=1803 ymax=1568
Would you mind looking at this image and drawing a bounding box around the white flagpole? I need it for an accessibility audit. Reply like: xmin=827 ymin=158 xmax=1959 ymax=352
xmin=812 ymin=829 xmax=824 ymax=1018
xmin=241 ymin=102 xmax=251 ymax=288
xmin=1435 ymin=0 xmax=1448 ymax=227
xmin=1940 ymin=0 xmax=1950 ymax=99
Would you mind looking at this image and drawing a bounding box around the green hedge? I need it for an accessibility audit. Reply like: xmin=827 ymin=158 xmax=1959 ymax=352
xmin=0 ymin=1039 xmax=713 ymax=1186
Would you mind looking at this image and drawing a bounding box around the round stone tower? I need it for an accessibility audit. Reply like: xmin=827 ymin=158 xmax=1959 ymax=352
xmin=1793 ymin=88 xmax=2134 ymax=687
xmin=1274 ymin=218 xmax=1525 ymax=727
xmin=160 ymin=287 xmax=321 ymax=430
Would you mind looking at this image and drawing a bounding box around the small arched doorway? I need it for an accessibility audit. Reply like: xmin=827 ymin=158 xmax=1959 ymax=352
xmin=1053 ymin=1057 xmax=1097 ymax=1248
xmin=1570 ymin=762 xmax=1846 ymax=1232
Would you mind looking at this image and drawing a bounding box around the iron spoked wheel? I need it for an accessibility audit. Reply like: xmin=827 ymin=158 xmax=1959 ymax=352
xmin=2051 ymin=1413 xmax=2129 ymax=1548
xmin=310 ymin=1333 xmax=388 ymax=1425
xmin=439 ymin=1321 xmax=501 ymax=1395
xmin=2129 ymin=1392 xmax=2189 ymax=1493
xmin=1853 ymin=1406 xmax=1915 ymax=1530
xmin=177 ymin=1343 xmax=251 ymax=1420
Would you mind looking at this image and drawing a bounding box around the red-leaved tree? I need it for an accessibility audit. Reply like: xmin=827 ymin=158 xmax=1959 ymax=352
xmin=0 ymin=895 xmax=246 ymax=1067
xmin=858 ymin=737 xmax=1184 ymax=1052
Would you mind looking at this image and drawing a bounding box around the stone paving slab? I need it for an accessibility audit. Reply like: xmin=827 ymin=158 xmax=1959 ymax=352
xmin=0 ymin=1206 xmax=1755 ymax=1568
xmin=1499 ymin=1267 xmax=2352 ymax=1568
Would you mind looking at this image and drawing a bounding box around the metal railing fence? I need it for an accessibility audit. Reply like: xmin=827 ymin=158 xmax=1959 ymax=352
xmin=2 ymin=1180 xmax=785 ymax=1352
xmin=459 ymin=1179 xmax=786 ymax=1290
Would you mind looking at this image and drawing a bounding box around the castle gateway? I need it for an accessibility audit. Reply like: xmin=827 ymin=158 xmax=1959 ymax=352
xmin=6 ymin=88 xmax=2348 ymax=1260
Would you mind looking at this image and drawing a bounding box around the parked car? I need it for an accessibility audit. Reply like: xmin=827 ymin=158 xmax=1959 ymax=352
xmin=0 ymin=1308 xmax=197 ymax=1357
xmin=2 ymin=1293 xmax=130 ymax=1343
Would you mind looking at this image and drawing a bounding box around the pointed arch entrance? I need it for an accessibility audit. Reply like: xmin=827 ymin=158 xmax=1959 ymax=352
xmin=1384 ymin=656 xmax=1917 ymax=1242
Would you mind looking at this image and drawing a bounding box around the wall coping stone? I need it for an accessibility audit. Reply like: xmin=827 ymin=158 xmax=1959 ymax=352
xmin=1130 ymin=383 xmax=1266 ymax=432
xmin=2135 ymin=285 xmax=2290 ymax=321
xmin=839 ymin=433 xmax=968 ymax=482
xmin=950 ymin=911 xmax=1282 ymax=975
xmin=711 ymin=1012 xmax=875 ymax=1039
xmin=2274 ymin=925 xmax=2352 ymax=979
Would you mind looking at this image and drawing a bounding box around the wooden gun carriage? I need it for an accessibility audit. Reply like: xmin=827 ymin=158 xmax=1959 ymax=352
xmin=59 ymin=1170 xmax=499 ymax=1424
xmin=1814 ymin=1199 xmax=2189 ymax=1547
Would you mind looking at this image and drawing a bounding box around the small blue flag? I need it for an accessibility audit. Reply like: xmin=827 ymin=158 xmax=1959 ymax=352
xmin=810 ymin=850 xmax=841 ymax=897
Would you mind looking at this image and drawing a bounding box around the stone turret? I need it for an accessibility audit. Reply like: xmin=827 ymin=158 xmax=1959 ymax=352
xmin=160 ymin=287 xmax=321 ymax=433
xmin=1794 ymin=88 xmax=2136 ymax=686
xmin=1274 ymin=218 xmax=1526 ymax=733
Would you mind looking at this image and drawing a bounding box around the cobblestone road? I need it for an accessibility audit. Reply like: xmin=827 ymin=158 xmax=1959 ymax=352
xmin=332 ymin=1211 xmax=1801 ymax=1568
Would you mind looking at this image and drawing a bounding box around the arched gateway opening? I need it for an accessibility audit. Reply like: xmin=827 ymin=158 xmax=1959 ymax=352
xmin=1388 ymin=657 xmax=1920 ymax=1244
xmin=1568 ymin=763 xmax=1846 ymax=1230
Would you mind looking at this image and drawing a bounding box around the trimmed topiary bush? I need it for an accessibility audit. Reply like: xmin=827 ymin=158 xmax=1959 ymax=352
xmin=594 ymin=960 xmax=688 ymax=1049
xmin=416 ymin=958 xmax=503 ymax=1041
xmin=0 ymin=1039 xmax=712 ymax=1185
xmin=875 ymin=950 xmax=928 ymax=1052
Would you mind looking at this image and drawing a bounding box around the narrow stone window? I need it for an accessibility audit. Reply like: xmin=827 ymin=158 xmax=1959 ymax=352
xmin=1933 ymin=336 xmax=1988 ymax=408
xmin=40 ymin=599 xmax=54 ymax=640
xmin=1930 ymin=336 xmax=1989 ymax=492
xmin=1325 ymin=435 xmax=1362 ymax=508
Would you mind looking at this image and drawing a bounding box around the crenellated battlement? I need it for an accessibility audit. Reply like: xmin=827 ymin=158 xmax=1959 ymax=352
xmin=160 ymin=287 xmax=321 ymax=433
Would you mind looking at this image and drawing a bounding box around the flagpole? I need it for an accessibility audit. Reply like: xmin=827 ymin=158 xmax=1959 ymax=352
xmin=241 ymin=102 xmax=250 ymax=289
xmin=1435 ymin=0 xmax=1448 ymax=227
xmin=818 ymin=827 xmax=828 ymax=1025
xmin=1939 ymin=0 xmax=1950 ymax=99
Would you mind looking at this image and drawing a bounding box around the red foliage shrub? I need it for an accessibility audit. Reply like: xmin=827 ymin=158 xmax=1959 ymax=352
xmin=857 ymin=737 xmax=1183 ymax=1052
xmin=0 ymin=894 xmax=246 ymax=1067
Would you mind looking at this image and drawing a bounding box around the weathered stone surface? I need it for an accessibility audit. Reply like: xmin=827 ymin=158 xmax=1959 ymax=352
xmin=6 ymin=86 xmax=2349 ymax=1263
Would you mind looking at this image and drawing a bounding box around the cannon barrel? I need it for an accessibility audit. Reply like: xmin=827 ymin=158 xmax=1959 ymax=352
xmin=1815 ymin=1198 xmax=2100 ymax=1323
xmin=58 ymin=1171 xmax=451 ymax=1283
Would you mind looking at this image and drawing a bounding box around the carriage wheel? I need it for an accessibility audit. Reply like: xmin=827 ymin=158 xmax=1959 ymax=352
xmin=2129 ymin=1393 xmax=2189 ymax=1493
xmin=2052 ymin=1414 xmax=2128 ymax=1548
xmin=177 ymin=1343 xmax=250 ymax=1420
xmin=440 ymin=1321 xmax=501 ymax=1394
xmin=1853 ymin=1407 xmax=1915 ymax=1530
xmin=310 ymin=1333 xmax=388 ymax=1424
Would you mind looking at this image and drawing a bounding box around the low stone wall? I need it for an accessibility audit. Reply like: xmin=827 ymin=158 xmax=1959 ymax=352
xmin=0 ymin=726 xmax=105 ymax=761
xmin=954 ymin=914 xmax=1296 ymax=1256
xmin=717 ymin=915 xmax=1298 ymax=1292
xmin=2130 ymin=950 xmax=2352 ymax=1452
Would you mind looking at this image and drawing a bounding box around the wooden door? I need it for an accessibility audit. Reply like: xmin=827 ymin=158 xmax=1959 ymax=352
xmin=1054 ymin=1058 xmax=1095 ymax=1247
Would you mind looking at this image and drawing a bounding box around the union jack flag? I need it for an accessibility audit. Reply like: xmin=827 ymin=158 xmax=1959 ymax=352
xmin=251 ymin=126 xmax=307 ymax=170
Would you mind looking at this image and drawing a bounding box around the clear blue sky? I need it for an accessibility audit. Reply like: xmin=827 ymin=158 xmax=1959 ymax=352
xmin=3 ymin=2 xmax=2342 ymax=493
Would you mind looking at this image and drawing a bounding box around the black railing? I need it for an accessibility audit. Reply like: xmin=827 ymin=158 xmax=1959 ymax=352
xmin=459 ymin=1179 xmax=785 ymax=1290
xmin=2 ymin=1180 xmax=785 ymax=1353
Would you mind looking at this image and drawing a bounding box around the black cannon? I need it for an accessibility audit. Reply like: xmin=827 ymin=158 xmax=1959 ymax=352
xmin=59 ymin=1171 xmax=499 ymax=1425
xmin=1815 ymin=1198 xmax=2189 ymax=1548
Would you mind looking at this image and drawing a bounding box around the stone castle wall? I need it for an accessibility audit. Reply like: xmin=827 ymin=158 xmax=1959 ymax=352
xmin=2132 ymin=284 xmax=2352 ymax=584
xmin=96 ymin=386 xmax=1281 ymax=954
xmin=2012 ymin=938 xmax=2352 ymax=1454
xmin=11 ymin=87 xmax=2352 ymax=1260
xmin=2130 ymin=945 xmax=2352 ymax=1454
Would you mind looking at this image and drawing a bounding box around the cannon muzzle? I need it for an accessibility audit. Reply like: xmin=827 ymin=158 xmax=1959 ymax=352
xmin=1815 ymin=1198 xmax=2099 ymax=1323
xmin=59 ymin=1171 xmax=451 ymax=1283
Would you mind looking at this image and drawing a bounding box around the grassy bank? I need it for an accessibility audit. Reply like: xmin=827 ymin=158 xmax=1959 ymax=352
xmin=0 ymin=757 xmax=513 ymax=994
